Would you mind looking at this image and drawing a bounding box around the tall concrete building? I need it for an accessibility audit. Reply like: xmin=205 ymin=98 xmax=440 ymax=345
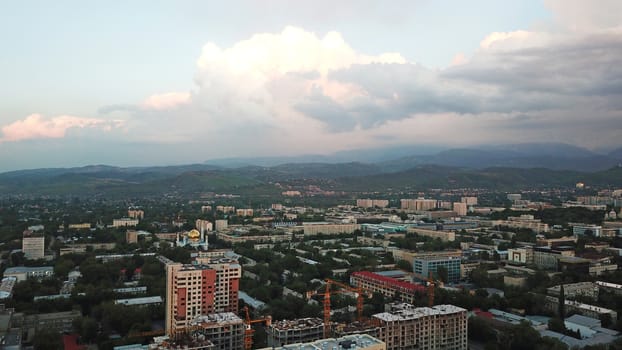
xmin=165 ymin=258 xmax=241 ymax=337
xmin=22 ymin=230 xmax=44 ymax=260
xmin=372 ymin=303 xmax=467 ymax=350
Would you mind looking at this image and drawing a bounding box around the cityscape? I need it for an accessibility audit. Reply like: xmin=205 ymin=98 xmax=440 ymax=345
xmin=1 ymin=1 xmax=622 ymax=350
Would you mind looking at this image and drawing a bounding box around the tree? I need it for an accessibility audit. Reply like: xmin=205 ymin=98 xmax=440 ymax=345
xmin=396 ymin=259 xmax=412 ymax=272
xmin=437 ymin=266 xmax=448 ymax=284
xmin=558 ymin=284 xmax=565 ymax=318
xmin=32 ymin=328 xmax=62 ymax=350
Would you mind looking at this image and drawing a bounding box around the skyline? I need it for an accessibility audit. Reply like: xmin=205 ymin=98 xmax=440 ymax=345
xmin=1 ymin=0 xmax=621 ymax=171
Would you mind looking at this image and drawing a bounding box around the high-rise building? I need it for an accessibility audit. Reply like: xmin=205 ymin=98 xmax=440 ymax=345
xmin=22 ymin=230 xmax=44 ymax=260
xmin=165 ymin=258 xmax=241 ymax=337
xmin=195 ymin=257 xmax=241 ymax=313
xmin=372 ymin=303 xmax=467 ymax=350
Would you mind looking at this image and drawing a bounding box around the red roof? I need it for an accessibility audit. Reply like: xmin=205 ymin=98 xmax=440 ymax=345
xmin=472 ymin=308 xmax=493 ymax=319
xmin=352 ymin=271 xmax=426 ymax=293
xmin=63 ymin=334 xmax=86 ymax=350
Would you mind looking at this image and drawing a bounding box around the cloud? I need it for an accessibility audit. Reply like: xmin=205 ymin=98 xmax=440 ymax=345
xmin=0 ymin=114 xmax=123 ymax=143
xmin=112 ymin=12 xmax=622 ymax=154
xmin=142 ymin=92 xmax=191 ymax=110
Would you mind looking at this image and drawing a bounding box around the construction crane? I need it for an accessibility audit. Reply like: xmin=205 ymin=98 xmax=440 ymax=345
xmin=306 ymin=279 xmax=365 ymax=338
xmin=242 ymin=306 xmax=272 ymax=350
xmin=411 ymin=272 xmax=436 ymax=307
xmin=325 ymin=278 xmax=364 ymax=322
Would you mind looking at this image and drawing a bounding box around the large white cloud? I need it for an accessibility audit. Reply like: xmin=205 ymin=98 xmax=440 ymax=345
xmin=0 ymin=114 xmax=124 ymax=143
xmin=111 ymin=3 xmax=622 ymax=155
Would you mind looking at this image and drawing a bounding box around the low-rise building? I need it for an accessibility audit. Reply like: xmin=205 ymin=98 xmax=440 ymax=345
xmin=572 ymin=224 xmax=603 ymax=238
xmin=350 ymin=271 xmax=425 ymax=304
xmin=302 ymin=223 xmax=360 ymax=236
xmin=3 ymin=266 xmax=54 ymax=282
xmin=406 ymin=227 xmax=455 ymax=242
xmin=547 ymin=282 xmax=599 ymax=300
xmin=112 ymin=218 xmax=139 ymax=227
xmin=507 ymin=247 xmax=534 ymax=265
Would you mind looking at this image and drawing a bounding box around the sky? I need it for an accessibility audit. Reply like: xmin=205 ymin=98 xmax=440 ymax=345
xmin=1 ymin=0 xmax=621 ymax=171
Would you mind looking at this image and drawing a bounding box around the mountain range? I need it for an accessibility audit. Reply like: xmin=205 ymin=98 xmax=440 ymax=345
xmin=1 ymin=143 xmax=621 ymax=196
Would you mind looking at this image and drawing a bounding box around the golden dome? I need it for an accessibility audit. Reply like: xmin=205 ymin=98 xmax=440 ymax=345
xmin=187 ymin=229 xmax=201 ymax=240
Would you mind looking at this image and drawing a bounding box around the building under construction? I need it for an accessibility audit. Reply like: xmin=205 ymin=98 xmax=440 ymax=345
xmin=332 ymin=320 xmax=380 ymax=339
xmin=266 ymin=318 xmax=325 ymax=347
xmin=372 ymin=303 xmax=467 ymax=350
xmin=182 ymin=312 xmax=245 ymax=350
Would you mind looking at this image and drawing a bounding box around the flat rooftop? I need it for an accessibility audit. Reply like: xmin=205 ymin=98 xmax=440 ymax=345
xmin=268 ymin=334 xmax=384 ymax=350
xmin=269 ymin=318 xmax=324 ymax=331
xmin=373 ymin=304 xmax=466 ymax=322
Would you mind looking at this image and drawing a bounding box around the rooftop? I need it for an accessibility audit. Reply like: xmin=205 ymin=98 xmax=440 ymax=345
xmin=115 ymin=296 xmax=163 ymax=306
xmin=269 ymin=318 xmax=324 ymax=331
xmin=269 ymin=334 xmax=384 ymax=350
xmin=351 ymin=271 xmax=425 ymax=293
xmin=373 ymin=304 xmax=466 ymax=322
xmin=189 ymin=312 xmax=243 ymax=327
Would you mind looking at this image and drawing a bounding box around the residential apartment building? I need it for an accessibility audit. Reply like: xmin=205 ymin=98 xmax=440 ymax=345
xmin=196 ymin=219 xmax=214 ymax=234
xmin=215 ymin=219 xmax=229 ymax=231
xmin=350 ymin=271 xmax=425 ymax=304
xmin=216 ymin=206 xmax=235 ymax=214
xmin=406 ymin=227 xmax=455 ymax=242
xmin=357 ymin=199 xmax=390 ymax=209
xmin=460 ymin=197 xmax=478 ymax=206
xmin=372 ymin=303 xmax=467 ymax=350
xmin=400 ymin=199 xmax=437 ymax=211
xmin=128 ymin=209 xmax=145 ymax=219
xmin=302 ymin=223 xmax=360 ymax=236
xmin=194 ymin=257 xmax=241 ymax=313
xmin=452 ymin=203 xmax=467 ymax=217
xmin=22 ymin=230 xmax=44 ymax=260
xmin=165 ymin=260 xmax=240 ymax=337
xmin=236 ymin=209 xmax=254 ymax=217
xmin=492 ymin=214 xmax=549 ymax=233
xmin=112 ymin=218 xmax=139 ymax=227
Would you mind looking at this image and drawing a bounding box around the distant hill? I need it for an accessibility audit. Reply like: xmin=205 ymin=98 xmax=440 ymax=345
xmin=608 ymin=147 xmax=622 ymax=160
xmin=379 ymin=143 xmax=619 ymax=172
xmin=2 ymin=143 xmax=622 ymax=196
